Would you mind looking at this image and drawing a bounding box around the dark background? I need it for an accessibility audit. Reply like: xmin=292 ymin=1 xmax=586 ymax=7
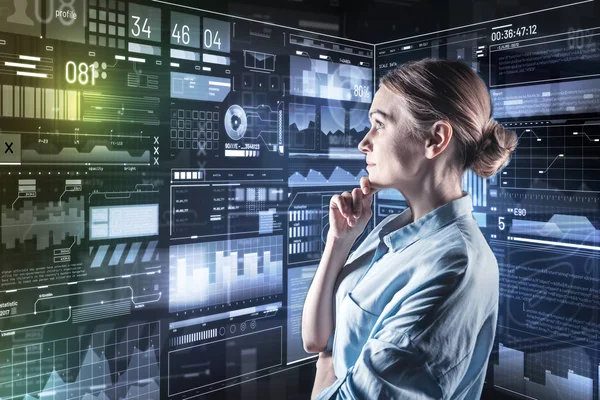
xmin=176 ymin=0 xmax=579 ymax=45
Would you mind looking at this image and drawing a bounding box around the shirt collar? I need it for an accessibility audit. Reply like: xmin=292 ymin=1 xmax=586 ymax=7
xmin=380 ymin=191 xmax=474 ymax=252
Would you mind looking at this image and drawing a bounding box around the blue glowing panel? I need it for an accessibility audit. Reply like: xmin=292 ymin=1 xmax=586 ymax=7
xmin=491 ymin=79 xmax=600 ymax=119
xmin=288 ymin=166 xmax=367 ymax=187
xmin=287 ymin=265 xmax=319 ymax=365
xmin=202 ymin=18 xmax=231 ymax=53
xmin=169 ymin=236 xmax=283 ymax=312
xmin=495 ymin=345 xmax=593 ymax=400
xmin=320 ymin=106 xmax=345 ymax=137
xmin=0 ymin=322 xmax=161 ymax=400
xmin=462 ymin=169 xmax=486 ymax=207
xmin=290 ymin=56 xmax=372 ymax=103
xmin=170 ymin=72 xmax=231 ymax=102
xmin=90 ymin=204 xmax=159 ymax=240
xmin=125 ymin=242 xmax=143 ymax=264
xmin=349 ymin=108 xmax=370 ymax=136
xmin=289 ymin=103 xmax=317 ymax=151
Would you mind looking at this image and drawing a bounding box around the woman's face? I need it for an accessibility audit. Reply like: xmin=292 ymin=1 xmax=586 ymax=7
xmin=359 ymin=85 xmax=424 ymax=191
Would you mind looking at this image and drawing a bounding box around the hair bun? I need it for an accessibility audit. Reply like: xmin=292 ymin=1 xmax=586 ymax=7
xmin=482 ymin=119 xmax=500 ymax=137
xmin=471 ymin=120 xmax=518 ymax=178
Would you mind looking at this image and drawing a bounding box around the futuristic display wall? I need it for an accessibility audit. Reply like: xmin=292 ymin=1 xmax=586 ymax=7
xmin=0 ymin=0 xmax=598 ymax=399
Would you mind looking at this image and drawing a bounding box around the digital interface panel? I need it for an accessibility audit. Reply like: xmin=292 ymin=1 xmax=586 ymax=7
xmin=2 ymin=0 xmax=598 ymax=399
xmin=0 ymin=1 xmax=373 ymax=399
xmin=377 ymin=2 xmax=600 ymax=399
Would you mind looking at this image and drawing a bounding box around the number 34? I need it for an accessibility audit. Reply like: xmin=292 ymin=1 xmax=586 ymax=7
xmin=131 ymin=15 xmax=151 ymax=38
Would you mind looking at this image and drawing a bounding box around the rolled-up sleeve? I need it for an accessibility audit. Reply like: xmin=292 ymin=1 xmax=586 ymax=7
xmin=315 ymin=334 xmax=442 ymax=399
xmin=315 ymin=254 xmax=468 ymax=399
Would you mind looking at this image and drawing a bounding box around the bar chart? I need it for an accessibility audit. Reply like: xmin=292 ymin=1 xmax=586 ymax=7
xmin=494 ymin=344 xmax=593 ymax=400
xmin=462 ymin=168 xmax=487 ymax=207
xmin=169 ymin=236 xmax=283 ymax=312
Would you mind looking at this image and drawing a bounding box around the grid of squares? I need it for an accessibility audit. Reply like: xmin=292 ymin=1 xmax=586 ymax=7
xmin=88 ymin=0 xmax=127 ymax=49
xmin=170 ymin=109 xmax=221 ymax=151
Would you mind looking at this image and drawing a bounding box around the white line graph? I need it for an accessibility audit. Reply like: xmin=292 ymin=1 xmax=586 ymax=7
xmin=500 ymin=125 xmax=600 ymax=192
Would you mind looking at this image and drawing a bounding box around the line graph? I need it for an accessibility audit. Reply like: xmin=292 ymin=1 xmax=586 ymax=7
xmin=0 ymin=322 xmax=160 ymax=400
xmin=493 ymin=198 xmax=600 ymax=250
xmin=288 ymin=160 xmax=367 ymax=187
xmin=500 ymin=125 xmax=600 ymax=192
xmin=511 ymin=213 xmax=600 ymax=246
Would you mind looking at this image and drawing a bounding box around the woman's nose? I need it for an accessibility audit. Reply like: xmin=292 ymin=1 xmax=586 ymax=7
xmin=358 ymin=132 xmax=372 ymax=153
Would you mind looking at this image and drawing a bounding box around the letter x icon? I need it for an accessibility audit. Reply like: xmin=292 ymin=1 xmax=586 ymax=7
xmin=5 ymin=142 xmax=13 ymax=154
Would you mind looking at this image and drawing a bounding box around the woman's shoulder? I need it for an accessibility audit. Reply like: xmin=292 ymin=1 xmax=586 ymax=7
xmin=415 ymin=219 xmax=499 ymax=300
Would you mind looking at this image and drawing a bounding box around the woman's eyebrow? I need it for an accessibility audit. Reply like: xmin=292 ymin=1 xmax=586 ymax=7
xmin=369 ymin=109 xmax=394 ymax=123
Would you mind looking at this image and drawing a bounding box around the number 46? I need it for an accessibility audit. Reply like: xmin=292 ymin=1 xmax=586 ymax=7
xmin=172 ymin=24 xmax=190 ymax=44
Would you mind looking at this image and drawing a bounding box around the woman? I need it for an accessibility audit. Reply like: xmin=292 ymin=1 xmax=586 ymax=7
xmin=302 ymin=59 xmax=517 ymax=399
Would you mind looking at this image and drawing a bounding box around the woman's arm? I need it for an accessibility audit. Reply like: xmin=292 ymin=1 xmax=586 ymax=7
xmin=311 ymin=352 xmax=338 ymax=399
xmin=302 ymin=177 xmax=377 ymax=353
xmin=302 ymin=235 xmax=354 ymax=353
xmin=313 ymin=247 xmax=474 ymax=399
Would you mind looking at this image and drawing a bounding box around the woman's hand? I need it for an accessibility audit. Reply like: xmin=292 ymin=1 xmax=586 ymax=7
xmin=328 ymin=177 xmax=378 ymax=242
xmin=302 ymin=178 xmax=377 ymax=356
xmin=311 ymin=351 xmax=337 ymax=399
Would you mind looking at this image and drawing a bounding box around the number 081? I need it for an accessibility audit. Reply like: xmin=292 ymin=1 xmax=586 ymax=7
xmin=66 ymin=61 xmax=96 ymax=85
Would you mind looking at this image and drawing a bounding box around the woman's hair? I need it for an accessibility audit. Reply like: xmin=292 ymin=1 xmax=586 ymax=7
xmin=380 ymin=59 xmax=518 ymax=178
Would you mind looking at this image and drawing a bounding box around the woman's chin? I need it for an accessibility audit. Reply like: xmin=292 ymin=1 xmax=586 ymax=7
xmin=366 ymin=177 xmax=384 ymax=191
xmin=367 ymin=178 xmax=398 ymax=192
xmin=366 ymin=173 xmax=398 ymax=191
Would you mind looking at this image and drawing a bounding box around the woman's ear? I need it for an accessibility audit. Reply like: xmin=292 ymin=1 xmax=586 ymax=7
xmin=425 ymin=121 xmax=453 ymax=159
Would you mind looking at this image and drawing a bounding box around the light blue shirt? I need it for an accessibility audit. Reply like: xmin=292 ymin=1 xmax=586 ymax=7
xmin=316 ymin=191 xmax=499 ymax=399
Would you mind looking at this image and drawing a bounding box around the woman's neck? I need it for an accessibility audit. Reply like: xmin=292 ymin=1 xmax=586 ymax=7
xmin=399 ymin=176 xmax=464 ymax=223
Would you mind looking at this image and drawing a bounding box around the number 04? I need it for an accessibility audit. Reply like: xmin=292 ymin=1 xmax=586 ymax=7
xmin=204 ymin=29 xmax=221 ymax=49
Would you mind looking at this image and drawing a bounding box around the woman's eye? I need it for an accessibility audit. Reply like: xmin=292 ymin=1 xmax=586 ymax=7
xmin=375 ymin=122 xmax=384 ymax=131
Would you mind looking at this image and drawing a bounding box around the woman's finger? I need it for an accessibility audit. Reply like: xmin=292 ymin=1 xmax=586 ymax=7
xmin=330 ymin=195 xmax=347 ymax=218
xmin=360 ymin=176 xmax=371 ymax=195
xmin=340 ymin=192 xmax=353 ymax=224
xmin=362 ymin=191 xmax=374 ymax=208
xmin=360 ymin=176 xmax=380 ymax=198
xmin=351 ymin=188 xmax=363 ymax=218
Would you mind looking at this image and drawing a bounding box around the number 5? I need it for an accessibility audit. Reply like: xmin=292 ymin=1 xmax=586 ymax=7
xmin=498 ymin=217 xmax=505 ymax=231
